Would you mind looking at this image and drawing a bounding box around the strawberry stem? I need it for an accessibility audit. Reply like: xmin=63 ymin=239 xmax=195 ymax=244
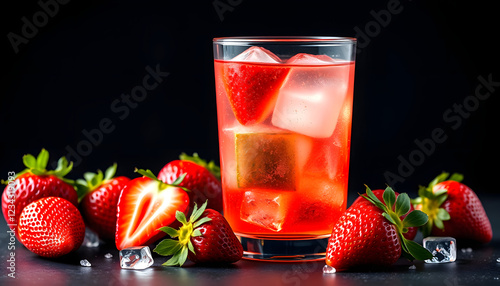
xmin=154 ymin=201 xmax=211 ymax=267
xmin=75 ymin=163 xmax=118 ymax=201
xmin=135 ymin=168 xmax=190 ymax=192
xmin=15 ymin=149 xmax=74 ymax=184
xmin=361 ymin=185 xmax=433 ymax=261
xmin=412 ymin=172 xmax=462 ymax=237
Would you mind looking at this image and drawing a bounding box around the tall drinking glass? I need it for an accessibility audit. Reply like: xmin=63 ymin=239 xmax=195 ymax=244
xmin=213 ymin=37 xmax=356 ymax=261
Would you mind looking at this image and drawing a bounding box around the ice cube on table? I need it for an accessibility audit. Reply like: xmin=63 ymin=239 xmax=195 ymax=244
xmin=235 ymin=131 xmax=312 ymax=191
xmin=232 ymin=46 xmax=282 ymax=63
xmin=423 ymin=236 xmax=457 ymax=263
xmin=322 ymin=265 xmax=336 ymax=274
xmin=272 ymin=53 xmax=350 ymax=138
xmin=80 ymin=259 xmax=91 ymax=267
xmin=240 ymin=190 xmax=290 ymax=232
xmin=119 ymin=246 xmax=154 ymax=269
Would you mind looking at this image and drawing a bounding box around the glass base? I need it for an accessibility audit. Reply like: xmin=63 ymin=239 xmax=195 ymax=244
xmin=238 ymin=235 xmax=330 ymax=262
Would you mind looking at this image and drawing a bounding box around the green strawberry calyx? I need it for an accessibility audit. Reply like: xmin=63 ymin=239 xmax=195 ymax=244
xmin=179 ymin=152 xmax=221 ymax=180
xmin=153 ymin=201 xmax=211 ymax=267
xmin=75 ymin=163 xmax=118 ymax=201
xmin=411 ymin=172 xmax=463 ymax=237
xmin=361 ymin=185 xmax=433 ymax=261
xmin=135 ymin=168 xmax=190 ymax=192
xmin=12 ymin=148 xmax=74 ymax=184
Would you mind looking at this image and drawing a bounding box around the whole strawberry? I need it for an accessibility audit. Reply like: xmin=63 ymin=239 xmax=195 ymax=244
xmin=413 ymin=172 xmax=492 ymax=244
xmin=352 ymin=189 xmax=418 ymax=241
xmin=326 ymin=186 xmax=432 ymax=271
xmin=154 ymin=201 xmax=243 ymax=266
xmin=1 ymin=149 xmax=77 ymax=235
xmin=76 ymin=163 xmax=130 ymax=240
xmin=158 ymin=153 xmax=222 ymax=214
xmin=18 ymin=196 xmax=85 ymax=258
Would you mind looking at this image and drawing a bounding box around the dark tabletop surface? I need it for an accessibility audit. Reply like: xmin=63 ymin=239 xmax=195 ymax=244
xmin=1 ymin=193 xmax=499 ymax=286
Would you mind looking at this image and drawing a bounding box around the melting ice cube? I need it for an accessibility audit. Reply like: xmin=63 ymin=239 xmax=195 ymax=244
xmin=423 ymin=236 xmax=457 ymax=263
xmin=322 ymin=265 xmax=336 ymax=274
xmin=120 ymin=246 xmax=154 ymax=269
xmin=232 ymin=46 xmax=282 ymax=63
xmin=240 ymin=190 xmax=290 ymax=232
xmin=272 ymin=53 xmax=350 ymax=138
xmin=235 ymin=131 xmax=312 ymax=190
xmin=80 ymin=259 xmax=91 ymax=267
xmin=104 ymin=253 xmax=113 ymax=259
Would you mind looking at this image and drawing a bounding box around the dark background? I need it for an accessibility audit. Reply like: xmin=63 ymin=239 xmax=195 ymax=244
xmin=1 ymin=0 xmax=498 ymax=198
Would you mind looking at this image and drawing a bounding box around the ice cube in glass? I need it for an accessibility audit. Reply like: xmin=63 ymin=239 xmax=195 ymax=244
xmin=235 ymin=131 xmax=312 ymax=191
xmin=272 ymin=54 xmax=350 ymax=138
xmin=232 ymin=46 xmax=282 ymax=63
xmin=119 ymin=246 xmax=154 ymax=269
xmin=240 ymin=190 xmax=290 ymax=232
xmin=423 ymin=236 xmax=457 ymax=263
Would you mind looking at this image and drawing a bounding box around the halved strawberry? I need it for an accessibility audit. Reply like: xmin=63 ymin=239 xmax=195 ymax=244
xmin=221 ymin=48 xmax=290 ymax=125
xmin=115 ymin=169 xmax=189 ymax=250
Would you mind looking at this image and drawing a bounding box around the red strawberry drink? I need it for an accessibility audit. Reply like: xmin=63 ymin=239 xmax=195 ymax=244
xmin=213 ymin=37 xmax=356 ymax=261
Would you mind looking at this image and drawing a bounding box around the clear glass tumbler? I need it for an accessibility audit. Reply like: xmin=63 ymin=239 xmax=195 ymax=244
xmin=213 ymin=36 xmax=356 ymax=261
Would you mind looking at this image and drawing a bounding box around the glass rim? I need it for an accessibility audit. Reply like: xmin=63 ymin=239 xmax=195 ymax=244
xmin=213 ymin=36 xmax=356 ymax=45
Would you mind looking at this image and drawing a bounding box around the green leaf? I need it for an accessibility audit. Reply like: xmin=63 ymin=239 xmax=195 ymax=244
xmin=192 ymin=229 xmax=202 ymax=237
xmin=434 ymin=217 xmax=444 ymax=230
xmin=187 ymin=241 xmax=195 ymax=254
xmin=383 ymin=187 xmax=396 ymax=211
xmin=404 ymin=239 xmax=433 ymax=260
xmin=36 ymin=149 xmax=49 ymax=169
xmin=171 ymin=173 xmax=187 ymax=186
xmin=395 ymin=193 xmax=411 ymax=216
xmin=437 ymin=208 xmax=450 ymax=221
xmin=428 ymin=172 xmax=450 ymax=189
xmin=361 ymin=185 xmax=386 ymax=211
xmin=23 ymin=154 xmax=37 ymax=169
xmin=433 ymin=188 xmax=448 ymax=197
xmin=159 ymin=226 xmax=179 ymax=238
xmin=83 ymin=172 xmax=95 ymax=182
xmin=449 ymin=173 xmax=464 ymax=182
xmin=135 ymin=168 xmax=158 ymax=180
xmin=193 ymin=217 xmax=212 ymax=228
xmin=175 ymin=211 xmax=188 ymax=225
xmin=382 ymin=212 xmax=397 ymax=225
xmin=153 ymin=239 xmax=182 ymax=256
xmin=190 ymin=201 xmax=209 ymax=223
xmin=402 ymin=210 xmax=428 ymax=228
xmin=104 ymin=163 xmax=117 ymax=180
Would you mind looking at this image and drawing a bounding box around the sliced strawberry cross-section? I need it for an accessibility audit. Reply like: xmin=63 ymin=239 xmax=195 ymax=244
xmin=115 ymin=169 xmax=189 ymax=250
